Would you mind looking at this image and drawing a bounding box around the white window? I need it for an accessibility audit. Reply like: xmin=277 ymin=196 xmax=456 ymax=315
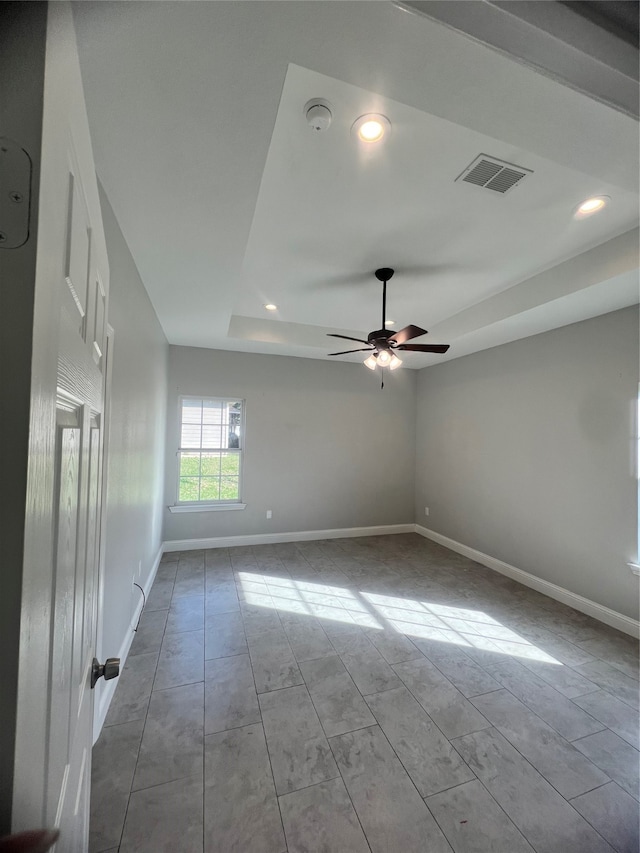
xmin=177 ymin=397 xmax=244 ymax=504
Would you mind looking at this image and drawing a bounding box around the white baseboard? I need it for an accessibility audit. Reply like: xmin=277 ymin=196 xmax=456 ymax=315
xmin=93 ymin=543 xmax=164 ymax=742
xmin=163 ymin=523 xmax=415 ymax=553
xmin=415 ymin=525 xmax=640 ymax=639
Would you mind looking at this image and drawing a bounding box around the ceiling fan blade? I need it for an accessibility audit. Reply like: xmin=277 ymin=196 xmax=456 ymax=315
xmin=327 ymin=333 xmax=370 ymax=345
xmin=328 ymin=348 xmax=372 ymax=356
xmin=397 ymin=344 xmax=450 ymax=353
xmin=388 ymin=324 xmax=428 ymax=345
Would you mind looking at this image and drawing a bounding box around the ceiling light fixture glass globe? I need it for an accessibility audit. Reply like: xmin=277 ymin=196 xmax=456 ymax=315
xmin=364 ymin=354 xmax=377 ymax=370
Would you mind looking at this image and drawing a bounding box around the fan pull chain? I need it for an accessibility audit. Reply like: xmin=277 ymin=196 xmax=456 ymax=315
xmin=381 ymin=368 xmax=384 ymax=390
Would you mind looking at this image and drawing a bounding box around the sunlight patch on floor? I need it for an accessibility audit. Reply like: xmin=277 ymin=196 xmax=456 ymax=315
xmin=237 ymin=572 xmax=562 ymax=664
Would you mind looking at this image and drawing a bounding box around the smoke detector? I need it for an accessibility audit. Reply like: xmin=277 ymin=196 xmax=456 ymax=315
xmin=304 ymin=99 xmax=332 ymax=132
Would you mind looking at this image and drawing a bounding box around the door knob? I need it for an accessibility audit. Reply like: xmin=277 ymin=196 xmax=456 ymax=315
xmin=91 ymin=656 xmax=120 ymax=689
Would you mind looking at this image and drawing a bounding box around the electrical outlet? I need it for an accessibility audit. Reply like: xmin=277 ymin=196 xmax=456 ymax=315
xmin=266 ymin=509 xmax=272 ymax=519
xmin=424 ymin=506 xmax=430 ymax=516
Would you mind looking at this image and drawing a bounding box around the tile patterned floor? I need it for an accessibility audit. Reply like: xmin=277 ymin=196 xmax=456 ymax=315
xmin=90 ymin=534 xmax=640 ymax=853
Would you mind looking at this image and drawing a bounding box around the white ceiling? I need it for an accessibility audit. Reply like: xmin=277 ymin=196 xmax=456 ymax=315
xmin=72 ymin=1 xmax=640 ymax=369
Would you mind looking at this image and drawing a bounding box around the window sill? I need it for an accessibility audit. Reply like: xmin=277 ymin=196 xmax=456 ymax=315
xmin=168 ymin=503 xmax=247 ymax=514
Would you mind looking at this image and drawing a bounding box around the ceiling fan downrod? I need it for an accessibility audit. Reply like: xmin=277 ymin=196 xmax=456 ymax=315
xmin=375 ymin=267 xmax=394 ymax=331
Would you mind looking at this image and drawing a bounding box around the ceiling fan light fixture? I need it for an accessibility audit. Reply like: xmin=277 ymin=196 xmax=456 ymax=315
xmin=364 ymin=353 xmax=378 ymax=370
xmin=389 ymin=354 xmax=402 ymax=370
xmin=574 ymin=196 xmax=609 ymax=219
xmin=352 ymin=113 xmax=391 ymax=144
xmin=376 ymin=349 xmax=392 ymax=366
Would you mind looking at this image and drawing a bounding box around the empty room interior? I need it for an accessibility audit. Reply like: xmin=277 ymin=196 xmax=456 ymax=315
xmin=3 ymin=1 xmax=640 ymax=852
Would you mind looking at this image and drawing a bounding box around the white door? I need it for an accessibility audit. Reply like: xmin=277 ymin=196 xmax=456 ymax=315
xmin=12 ymin=4 xmax=110 ymax=850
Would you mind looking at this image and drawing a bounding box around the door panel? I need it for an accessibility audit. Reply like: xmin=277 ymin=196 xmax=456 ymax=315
xmin=49 ymin=404 xmax=81 ymax=827
xmin=12 ymin=4 xmax=111 ymax=849
xmin=64 ymin=168 xmax=91 ymax=339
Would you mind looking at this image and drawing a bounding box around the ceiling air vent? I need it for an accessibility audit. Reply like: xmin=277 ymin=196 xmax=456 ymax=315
xmin=456 ymin=154 xmax=532 ymax=194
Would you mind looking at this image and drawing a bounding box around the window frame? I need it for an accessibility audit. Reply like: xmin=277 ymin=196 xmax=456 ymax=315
xmin=173 ymin=395 xmax=246 ymax=510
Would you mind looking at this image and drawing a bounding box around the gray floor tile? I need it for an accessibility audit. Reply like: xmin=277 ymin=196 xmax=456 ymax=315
xmin=393 ymin=657 xmax=490 ymax=739
xmin=133 ymin=681 xmax=204 ymax=791
xmin=206 ymin=580 xmax=240 ymax=615
xmin=120 ymin=774 xmax=203 ymax=853
xmin=484 ymin=658 xmax=604 ymax=741
xmin=364 ymin=627 xmax=423 ymax=664
xmin=156 ymin=561 xmax=178 ymax=581
xmin=205 ymin=654 xmax=261 ymax=734
xmin=89 ymin=719 xmax=144 ymax=853
xmin=571 ymin=782 xmax=639 ymax=853
xmin=247 ymin=628 xmax=304 ymax=693
xmin=331 ymin=634 xmax=403 ymax=696
xmin=299 ymin=655 xmax=376 ymax=737
xmin=206 ymin=566 xmax=235 ymax=586
xmin=281 ymin=617 xmax=336 ymax=662
xmin=173 ymin=572 xmax=205 ymax=599
xmin=205 ymin=549 xmax=232 ymax=569
xmin=340 ymin=647 xmax=402 ymax=695
xmin=519 ymin=657 xmax=599 ymax=698
xmin=574 ymin=659 xmax=640 ymax=709
xmin=471 ymin=689 xmax=609 ymax=798
xmin=573 ymin=690 xmax=639 ymax=747
xmin=576 ymin=635 xmax=640 ymax=681
xmin=427 ymin=650 xmax=502 ymax=698
xmin=165 ymin=594 xmax=205 ymax=634
xmin=160 ymin=551 xmax=179 ymax=564
xmin=330 ymin=725 xmax=452 ymax=853
xmin=259 ymin=685 xmax=338 ymax=795
xmin=516 ymin=624 xmax=600 ymax=667
xmin=572 ymin=730 xmax=640 ymax=800
xmin=204 ymin=724 xmax=286 ymax=853
xmin=240 ymin=602 xmax=283 ymax=636
xmin=205 ymin=610 xmax=247 ymax=659
xmin=279 ymin=778 xmax=370 ymax=853
xmin=453 ymin=727 xmax=614 ymax=853
xmin=129 ymin=608 xmax=168 ymax=657
xmin=178 ymin=550 xmax=205 ymax=568
xmin=104 ymin=652 xmax=157 ymax=726
xmin=145 ymin=576 xmax=175 ymax=610
xmin=365 ymin=685 xmax=475 ymax=796
xmin=154 ymin=628 xmax=204 ymax=690
xmin=426 ymin=779 xmax=535 ymax=853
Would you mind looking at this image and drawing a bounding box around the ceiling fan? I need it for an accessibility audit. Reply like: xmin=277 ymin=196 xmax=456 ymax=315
xmin=327 ymin=268 xmax=450 ymax=375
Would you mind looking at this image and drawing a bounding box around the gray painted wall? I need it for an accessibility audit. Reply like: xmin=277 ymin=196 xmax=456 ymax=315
xmin=164 ymin=347 xmax=417 ymax=542
xmin=0 ymin=2 xmax=47 ymax=833
xmin=98 ymin=184 xmax=168 ymax=666
xmin=415 ymin=306 xmax=639 ymax=620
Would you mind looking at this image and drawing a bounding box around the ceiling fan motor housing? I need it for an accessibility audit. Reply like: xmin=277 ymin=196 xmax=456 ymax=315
xmin=368 ymin=329 xmax=394 ymax=348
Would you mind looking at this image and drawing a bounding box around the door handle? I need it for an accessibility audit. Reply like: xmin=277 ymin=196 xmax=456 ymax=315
xmin=91 ymin=656 xmax=120 ymax=689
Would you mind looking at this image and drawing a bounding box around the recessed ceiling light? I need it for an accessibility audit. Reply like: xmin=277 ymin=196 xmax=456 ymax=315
xmin=352 ymin=114 xmax=391 ymax=144
xmin=264 ymin=303 xmax=278 ymax=311
xmin=574 ymin=196 xmax=609 ymax=219
xmin=385 ymin=319 xmax=395 ymax=326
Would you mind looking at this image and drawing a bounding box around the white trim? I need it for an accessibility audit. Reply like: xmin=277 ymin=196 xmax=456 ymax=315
xmin=168 ymin=502 xmax=246 ymax=513
xmin=628 ymin=562 xmax=640 ymax=577
xmin=163 ymin=523 xmax=415 ymax=552
xmin=93 ymin=543 xmax=163 ymax=743
xmin=416 ymin=525 xmax=640 ymax=639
